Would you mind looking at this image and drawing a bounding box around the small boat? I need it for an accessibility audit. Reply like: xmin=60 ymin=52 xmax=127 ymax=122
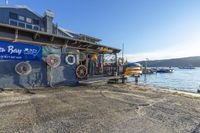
xmin=142 ymin=68 xmax=155 ymax=74
xmin=125 ymin=63 xmax=142 ymax=76
xmin=157 ymin=68 xmax=174 ymax=73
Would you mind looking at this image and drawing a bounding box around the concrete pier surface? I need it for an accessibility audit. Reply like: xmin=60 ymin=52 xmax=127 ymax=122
xmin=0 ymin=83 xmax=200 ymax=133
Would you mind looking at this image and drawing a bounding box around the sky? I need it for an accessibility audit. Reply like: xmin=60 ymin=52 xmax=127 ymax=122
xmin=2 ymin=0 xmax=200 ymax=61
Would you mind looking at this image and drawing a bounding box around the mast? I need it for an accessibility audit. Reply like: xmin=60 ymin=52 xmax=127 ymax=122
xmin=122 ymin=43 xmax=124 ymax=64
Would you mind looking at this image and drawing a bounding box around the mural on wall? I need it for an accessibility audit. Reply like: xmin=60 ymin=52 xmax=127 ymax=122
xmin=0 ymin=40 xmax=42 ymax=61
xmin=0 ymin=41 xmax=78 ymax=88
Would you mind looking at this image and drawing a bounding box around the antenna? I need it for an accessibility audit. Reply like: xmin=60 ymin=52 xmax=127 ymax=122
xmin=5 ymin=0 xmax=8 ymax=5
xmin=122 ymin=43 xmax=124 ymax=64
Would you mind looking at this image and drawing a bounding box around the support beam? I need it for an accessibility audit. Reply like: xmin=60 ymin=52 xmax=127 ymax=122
xmin=33 ymin=33 xmax=39 ymax=40
xmin=14 ymin=29 xmax=18 ymax=41
xmin=50 ymin=36 xmax=54 ymax=42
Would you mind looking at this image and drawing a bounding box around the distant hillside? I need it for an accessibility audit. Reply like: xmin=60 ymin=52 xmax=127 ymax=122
xmin=137 ymin=56 xmax=200 ymax=67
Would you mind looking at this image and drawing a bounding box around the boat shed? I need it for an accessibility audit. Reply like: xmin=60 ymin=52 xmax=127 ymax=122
xmin=0 ymin=5 xmax=122 ymax=89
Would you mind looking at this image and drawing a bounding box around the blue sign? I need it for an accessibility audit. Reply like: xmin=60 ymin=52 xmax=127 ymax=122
xmin=0 ymin=40 xmax=42 ymax=61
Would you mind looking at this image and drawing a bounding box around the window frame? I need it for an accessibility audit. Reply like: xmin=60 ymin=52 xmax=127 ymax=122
xmin=9 ymin=12 xmax=18 ymax=20
xmin=26 ymin=17 xmax=32 ymax=23
xmin=18 ymin=15 xmax=25 ymax=21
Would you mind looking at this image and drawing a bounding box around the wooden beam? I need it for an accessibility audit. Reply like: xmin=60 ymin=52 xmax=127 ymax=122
xmin=50 ymin=36 xmax=54 ymax=42
xmin=33 ymin=33 xmax=39 ymax=40
xmin=0 ymin=23 xmax=121 ymax=53
xmin=14 ymin=29 xmax=18 ymax=41
xmin=0 ymin=37 xmax=100 ymax=52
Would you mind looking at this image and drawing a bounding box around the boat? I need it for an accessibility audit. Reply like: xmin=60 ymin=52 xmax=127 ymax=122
xmin=142 ymin=68 xmax=155 ymax=74
xmin=124 ymin=63 xmax=142 ymax=76
xmin=156 ymin=68 xmax=174 ymax=73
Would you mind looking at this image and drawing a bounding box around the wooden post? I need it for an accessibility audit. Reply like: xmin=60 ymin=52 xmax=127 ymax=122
xmin=135 ymin=75 xmax=139 ymax=84
xmin=102 ymin=54 xmax=104 ymax=75
xmin=14 ymin=29 xmax=18 ymax=41
xmin=122 ymin=75 xmax=126 ymax=84
xmin=115 ymin=53 xmax=118 ymax=76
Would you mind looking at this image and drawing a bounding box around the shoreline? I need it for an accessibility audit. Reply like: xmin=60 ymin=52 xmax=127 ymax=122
xmin=134 ymin=83 xmax=200 ymax=98
xmin=1 ymin=83 xmax=200 ymax=98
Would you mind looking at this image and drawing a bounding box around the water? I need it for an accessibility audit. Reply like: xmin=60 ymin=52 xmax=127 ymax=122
xmin=129 ymin=67 xmax=200 ymax=93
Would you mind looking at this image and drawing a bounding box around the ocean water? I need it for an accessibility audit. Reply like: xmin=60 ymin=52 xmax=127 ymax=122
xmin=129 ymin=67 xmax=200 ymax=93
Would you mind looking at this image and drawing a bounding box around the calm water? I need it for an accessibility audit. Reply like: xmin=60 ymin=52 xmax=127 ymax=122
xmin=129 ymin=68 xmax=200 ymax=93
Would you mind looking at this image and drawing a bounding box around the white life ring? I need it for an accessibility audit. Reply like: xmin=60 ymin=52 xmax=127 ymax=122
xmin=46 ymin=54 xmax=61 ymax=68
xmin=65 ymin=54 xmax=76 ymax=65
xmin=15 ymin=62 xmax=32 ymax=76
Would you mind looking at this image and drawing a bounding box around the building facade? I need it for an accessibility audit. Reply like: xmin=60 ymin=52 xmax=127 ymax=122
xmin=0 ymin=5 xmax=121 ymax=89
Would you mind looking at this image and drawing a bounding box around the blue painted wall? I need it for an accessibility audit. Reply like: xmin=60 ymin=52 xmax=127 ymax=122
xmin=0 ymin=42 xmax=78 ymax=89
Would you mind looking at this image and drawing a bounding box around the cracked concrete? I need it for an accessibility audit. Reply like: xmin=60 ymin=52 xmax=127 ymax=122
xmin=0 ymin=83 xmax=200 ymax=133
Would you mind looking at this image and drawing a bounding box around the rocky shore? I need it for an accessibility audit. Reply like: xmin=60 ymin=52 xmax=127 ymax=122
xmin=0 ymin=83 xmax=200 ymax=133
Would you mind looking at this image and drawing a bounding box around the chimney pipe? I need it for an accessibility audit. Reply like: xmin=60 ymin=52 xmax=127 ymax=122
xmin=5 ymin=0 xmax=8 ymax=5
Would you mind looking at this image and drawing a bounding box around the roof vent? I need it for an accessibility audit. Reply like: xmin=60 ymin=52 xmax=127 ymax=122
xmin=45 ymin=10 xmax=54 ymax=18
xmin=5 ymin=0 xmax=8 ymax=5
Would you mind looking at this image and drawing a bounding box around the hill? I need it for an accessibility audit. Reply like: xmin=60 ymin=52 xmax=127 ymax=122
xmin=137 ymin=56 xmax=200 ymax=67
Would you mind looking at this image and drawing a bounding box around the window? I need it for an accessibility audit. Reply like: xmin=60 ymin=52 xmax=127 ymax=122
xmin=33 ymin=26 xmax=39 ymax=31
xmin=10 ymin=20 xmax=17 ymax=26
xmin=26 ymin=17 xmax=32 ymax=23
xmin=18 ymin=22 xmax=25 ymax=28
xmin=9 ymin=12 xmax=18 ymax=19
xmin=26 ymin=24 xmax=32 ymax=29
xmin=33 ymin=19 xmax=39 ymax=25
xmin=18 ymin=16 xmax=25 ymax=21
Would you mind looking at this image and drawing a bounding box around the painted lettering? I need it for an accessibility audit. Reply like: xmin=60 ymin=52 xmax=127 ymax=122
xmin=8 ymin=46 xmax=22 ymax=55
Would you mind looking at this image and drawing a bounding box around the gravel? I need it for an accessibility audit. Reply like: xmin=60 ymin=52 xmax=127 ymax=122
xmin=0 ymin=83 xmax=200 ymax=133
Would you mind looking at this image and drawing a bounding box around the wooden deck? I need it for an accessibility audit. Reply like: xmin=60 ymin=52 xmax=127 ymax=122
xmin=78 ymin=75 xmax=127 ymax=84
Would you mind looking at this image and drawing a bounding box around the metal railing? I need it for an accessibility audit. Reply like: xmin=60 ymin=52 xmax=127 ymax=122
xmin=9 ymin=19 xmax=40 ymax=31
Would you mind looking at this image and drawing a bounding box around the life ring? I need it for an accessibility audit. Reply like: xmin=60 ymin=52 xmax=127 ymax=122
xmin=15 ymin=62 xmax=32 ymax=76
xmin=46 ymin=54 xmax=61 ymax=68
xmin=65 ymin=54 xmax=76 ymax=65
xmin=76 ymin=65 xmax=88 ymax=79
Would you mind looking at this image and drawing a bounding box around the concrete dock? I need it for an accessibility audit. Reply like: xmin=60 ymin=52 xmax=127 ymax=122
xmin=0 ymin=84 xmax=200 ymax=133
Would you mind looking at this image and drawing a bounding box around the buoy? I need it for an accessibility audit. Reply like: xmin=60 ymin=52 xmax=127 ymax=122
xmin=15 ymin=62 xmax=32 ymax=76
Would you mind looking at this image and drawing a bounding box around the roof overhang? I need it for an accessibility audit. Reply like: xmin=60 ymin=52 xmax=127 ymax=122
xmin=0 ymin=23 xmax=121 ymax=53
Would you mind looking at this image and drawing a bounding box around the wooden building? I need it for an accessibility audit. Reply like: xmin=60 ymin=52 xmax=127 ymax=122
xmin=0 ymin=5 xmax=123 ymax=89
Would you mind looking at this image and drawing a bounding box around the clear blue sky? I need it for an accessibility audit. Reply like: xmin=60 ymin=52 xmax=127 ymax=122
xmin=3 ymin=0 xmax=200 ymax=61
